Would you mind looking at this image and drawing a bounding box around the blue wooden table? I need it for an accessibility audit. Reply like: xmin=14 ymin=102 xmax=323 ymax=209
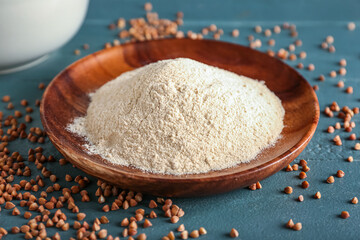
xmin=1 ymin=0 xmax=360 ymax=239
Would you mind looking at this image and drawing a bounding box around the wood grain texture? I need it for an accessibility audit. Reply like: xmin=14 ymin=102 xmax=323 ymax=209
xmin=40 ymin=39 xmax=319 ymax=197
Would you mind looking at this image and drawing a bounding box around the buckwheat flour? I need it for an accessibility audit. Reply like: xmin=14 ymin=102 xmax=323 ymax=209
xmin=67 ymin=58 xmax=285 ymax=175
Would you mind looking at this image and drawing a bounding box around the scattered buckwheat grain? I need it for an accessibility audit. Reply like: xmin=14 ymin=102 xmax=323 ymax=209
xmin=293 ymin=223 xmax=302 ymax=231
xmin=314 ymin=192 xmax=321 ymax=199
xmin=347 ymin=22 xmax=356 ymax=31
xmin=286 ymin=219 xmax=294 ymax=229
xmin=284 ymin=186 xmax=293 ymax=194
xmin=327 ymin=176 xmax=335 ymax=184
xmin=336 ymin=170 xmax=345 ymax=178
xmin=230 ymin=228 xmax=239 ymax=238
xmin=341 ymin=211 xmax=350 ymax=219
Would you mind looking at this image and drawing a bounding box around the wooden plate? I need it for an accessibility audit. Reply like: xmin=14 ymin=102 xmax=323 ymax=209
xmin=40 ymin=39 xmax=319 ymax=197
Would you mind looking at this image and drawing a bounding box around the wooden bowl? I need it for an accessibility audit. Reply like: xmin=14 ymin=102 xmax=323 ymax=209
xmin=40 ymin=39 xmax=319 ymax=197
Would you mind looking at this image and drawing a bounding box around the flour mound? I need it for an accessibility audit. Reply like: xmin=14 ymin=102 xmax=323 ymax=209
xmin=68 ymin=58 xmax=285 ymax=175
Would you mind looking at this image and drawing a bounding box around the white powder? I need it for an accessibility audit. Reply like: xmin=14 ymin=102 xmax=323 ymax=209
xmin=67 ymin=58 xmax=285 ymax=175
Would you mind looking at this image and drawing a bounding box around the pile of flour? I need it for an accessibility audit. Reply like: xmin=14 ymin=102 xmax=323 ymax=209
xmin=67 ymin=58 xmax=285 ymax=175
